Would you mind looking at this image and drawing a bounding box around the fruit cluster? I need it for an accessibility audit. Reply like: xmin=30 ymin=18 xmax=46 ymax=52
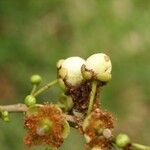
xmin=23 ymin=53 xmax=114 ymax=149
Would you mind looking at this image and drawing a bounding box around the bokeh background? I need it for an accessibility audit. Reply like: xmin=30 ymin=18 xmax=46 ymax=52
xmin=0 ymin=0 xmax=150 ymax=149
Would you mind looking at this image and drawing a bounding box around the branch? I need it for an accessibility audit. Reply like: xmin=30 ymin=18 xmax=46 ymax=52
xmin=0 ymin=103 xmax=76 ymax=123
xmin=0 ymin=103 xmax=28 ymax=112
xmin=1 ymin=105 xmax=149 ymax=150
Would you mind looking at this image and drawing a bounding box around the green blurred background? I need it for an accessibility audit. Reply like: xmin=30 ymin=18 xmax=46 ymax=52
xmin=0 ymin=0 xmax=150 ymax=149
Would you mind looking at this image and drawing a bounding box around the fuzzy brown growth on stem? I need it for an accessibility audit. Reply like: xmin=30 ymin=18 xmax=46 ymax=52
xmin=83 ymin=108 xmax=114 ymax=149
xmin=68 ymin=82 xmax=102 ymax=115
xmin=24 ymin=104 xmax=65 ymax=148
xmin=68 ymin=82 xmax=91 ymax=114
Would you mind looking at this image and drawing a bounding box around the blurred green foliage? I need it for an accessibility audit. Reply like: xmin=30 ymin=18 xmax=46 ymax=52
xmin=0 ymin=0 xmax=150 ymax=149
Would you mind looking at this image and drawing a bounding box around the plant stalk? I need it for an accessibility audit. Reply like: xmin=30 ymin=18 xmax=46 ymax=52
xmin=31 ymin=85 xmax=37 ymax=95
xmin=33 ymin=80 xmax=58 ymax=97
xmin=87 ymin=80 xmax=97 ymax=115
xmin=0 ymin=103 xmax=28 ymax=112
xmin=132 ymin=143 xmax=150 ymax=150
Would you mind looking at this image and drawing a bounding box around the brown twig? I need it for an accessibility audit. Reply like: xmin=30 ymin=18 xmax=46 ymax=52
xmin=0 ymin=103 xmax=28 ymax=112
xmin=0 ymin=103 xmax=76 ymax=123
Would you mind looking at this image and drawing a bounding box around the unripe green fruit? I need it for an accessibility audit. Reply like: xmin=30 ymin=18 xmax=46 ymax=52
xmin=57 ymin=57 xmax=85 ymax=90
xmin=2 ymin=111 xmax=9 ymax=117
xmin=1 ymin=111 xmax=9 ymax=122
xmin=24 ymin=95 xmax=36 ymax=107
xmin=81 ymin=53 xmax=112 ymax=82
xmin=115 ymin=133 xmax=131 ymax=148
xmin=30 ymin=74 xmax=42 ymax=85
xmin=36 ymin=119 xmax=53 ymax=136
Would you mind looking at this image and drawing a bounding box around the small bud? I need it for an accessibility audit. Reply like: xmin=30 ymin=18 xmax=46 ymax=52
xmin=30 ymin=74 xmax=42 ymax=85
xmin=24 ymin=95 xmax=36 ymax=107
xmin=57 ymin=57 xmax=85 ymax=90
xmin=1 ymin=111 xmax=9 ymax=122
xmin=81 ymin=53 xmax=112 ymax=82
xmin=115 ymin=133 xmax=131 ymax=148
xmin=2 ymin=111 xmax=9 ymax=117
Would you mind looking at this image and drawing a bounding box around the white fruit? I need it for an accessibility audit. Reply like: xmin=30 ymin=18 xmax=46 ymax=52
xmin=82 ymin=53 xmax=112 ymax=82
xmin=57 ymin=57 xmax=85 ymax=89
